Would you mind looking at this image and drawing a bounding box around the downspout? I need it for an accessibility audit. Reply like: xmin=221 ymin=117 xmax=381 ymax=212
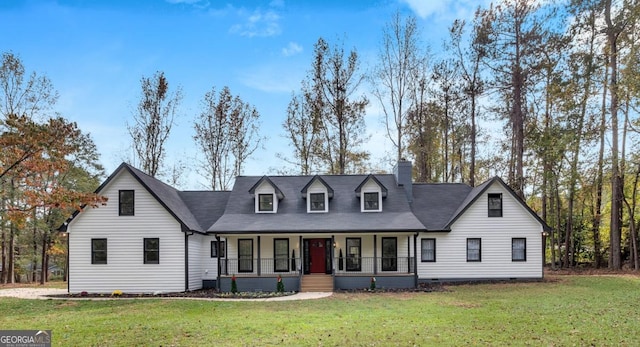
xmin=184 ymin=230 xmax=194 ymax=292
xmin=413 ymin=232 xmax=418 ymax=288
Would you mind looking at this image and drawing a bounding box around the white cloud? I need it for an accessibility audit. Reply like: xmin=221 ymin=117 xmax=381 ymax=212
xmin=282 ymin=42 xmax=303 ymax=57
xmin=230 ymin=9 xmax=282 ymax=37
xmin=399 ymin=0 xmax=447 ymax=18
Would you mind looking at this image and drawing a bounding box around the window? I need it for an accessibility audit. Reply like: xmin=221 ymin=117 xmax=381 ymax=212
xmin=467 ymin=238 xmax=481 ymax=262
xmin=421 ymin=239 xmax=436 ymax=262
xmin=211 ymin=241 xmax=226 ymax=258
xmin=512 ymin=238 xmax=526 ymax=261
xmin=91 ymin=238 xmax=107 ymax=264
xmin=274 ymin=239 xmax=289 ymax=272
xmin=238 ymin=239 xmax=253 ymax=272
xmin=309 ymin=193 xmax=325 ymax=211
xmin=488 ymin=193 xmax=502 ymax=217
xmin=144 ymin=238 xmax=159 ymax=264
xmin=258 ymin=194 xmax=274 ymax=212
xmin=119 ymin=190 xmax=134 ymax=216
xmin=381 ymin=237 xmax=397 ymax=271
xmin=363 ymin=192 xmax=379 ymax=211
xmin=346 ymin=238 xmax=361 ymax=271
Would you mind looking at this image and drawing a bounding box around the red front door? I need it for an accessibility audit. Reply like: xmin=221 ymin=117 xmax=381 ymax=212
xmin=309 ymin=239 xmax=326 ymax=273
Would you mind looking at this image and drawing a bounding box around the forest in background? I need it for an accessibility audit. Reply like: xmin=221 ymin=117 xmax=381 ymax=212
xmin=2 ymin=0 xmax=639 ymax=284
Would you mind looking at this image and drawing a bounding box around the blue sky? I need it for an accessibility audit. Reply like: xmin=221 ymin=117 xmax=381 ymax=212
xmin=1 ymin=0 xmax=486 ymax=189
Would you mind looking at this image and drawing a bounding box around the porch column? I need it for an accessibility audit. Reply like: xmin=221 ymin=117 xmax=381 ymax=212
xmin=413 ymin=233 xmax=418 ymax=288
xmin=407 ymin=236 xmax=411 ymax=274
xmin=373 ymin=235 xmax=377 ymax=275
xmin=257 ymin=236 xmax=261 ymax=276
xmin=216 ymin=235 xmax=221 ymax=291
xmin=331 ymin=235 xmax=335 ymax=275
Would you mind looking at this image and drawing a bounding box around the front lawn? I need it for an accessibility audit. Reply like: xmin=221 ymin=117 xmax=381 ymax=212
xmin=1 ymin=275 xmax=639 ymax=346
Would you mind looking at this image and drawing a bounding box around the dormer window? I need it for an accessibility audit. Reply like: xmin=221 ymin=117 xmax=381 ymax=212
xmin=302 ymin=176 xmax=333 ymax=213
xmin=259 ymin=194 xmax=274 ymax=212
xmin=356 ymin=175 xmax=386 ymax=213
xmin=363 ymin=192 xmax=379 ymax=210
xmin=249 ymin=176 xmax=284 ymax=214
xmin=310 ymin=193 xmax=326 ymax=211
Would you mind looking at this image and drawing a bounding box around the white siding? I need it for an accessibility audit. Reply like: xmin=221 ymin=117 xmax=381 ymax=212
xmin=417 ymin=182 xmax=543 ymax=280
xmin=68 ymin=171 xmax=186 ymax=293
xmin=188 ymin=233 xmax=202 ymax=290
xmin=201 ymin=235 xmax=223 ymax=280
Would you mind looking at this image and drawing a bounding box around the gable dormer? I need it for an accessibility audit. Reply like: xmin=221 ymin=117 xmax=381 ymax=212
xmin=301 ymin=176 xmax=334 ymax=213
xmin=355 ymin=175 xmax=388 ymax=212
xmin=248 ymin=176 xmax=285 ymax=214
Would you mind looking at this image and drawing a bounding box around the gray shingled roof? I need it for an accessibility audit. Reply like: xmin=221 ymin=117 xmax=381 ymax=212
xmin=208 ymin=174 xmax=426 ymax=233
xmin=65 ymin=163 xmax=549 ymax=234
xmin=123 ymin=164 xmax=205 ymax=232
xmin=410 ymin=183 xmax=473 ymax=231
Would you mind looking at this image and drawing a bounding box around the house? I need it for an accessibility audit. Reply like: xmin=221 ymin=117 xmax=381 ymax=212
xmin=61 ymin=161 xmax=550 ymax=294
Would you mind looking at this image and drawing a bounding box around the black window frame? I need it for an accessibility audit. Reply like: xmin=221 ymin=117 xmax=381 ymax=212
xmin=421 ymin=238 xmax=436 ymax=262
xmin=211 ymin=240 xmax=226 ymax=258
xmin=363 ymin=192 xmax=379 ymax=211
xmin=274 ymin=238 xmax=289 ymax=272
xmin=467 ymin=238 xmax=481 ymax=262
xmin=238 ymin=239 xmax=253 ymax=272
xmin=512 ymin=238 xmax=527 ymax=262
xmin=144 ymin=238 xmax=159 ymax=264
xmin=119 ymin=190 xmax=135 ymax=216
xmin=488 ymin=193 xmax=503 ymax=217
xmin=346 ymin=238 xmax=361 ymax=271
xmin=258 ymin=194 xmax=274 ymax=212
xmin=91 ymin=238 xmax=107 ymax=264
xmin=309 ymin=192 xmax=325 ymax=211
xmin=381 ymin=237 xmax=397 ymax=271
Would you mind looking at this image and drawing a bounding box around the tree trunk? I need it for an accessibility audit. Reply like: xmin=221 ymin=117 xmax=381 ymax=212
xmin=605 ymin=0 xmax=622 ymax=269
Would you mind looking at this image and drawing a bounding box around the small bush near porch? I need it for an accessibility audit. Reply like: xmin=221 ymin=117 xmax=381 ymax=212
xmin=1 ymin=275 xmax=639 ymax=345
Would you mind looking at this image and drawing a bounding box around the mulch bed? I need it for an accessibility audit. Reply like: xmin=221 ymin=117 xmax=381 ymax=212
xmin=48 ymin=289 xmax=298 ymax=299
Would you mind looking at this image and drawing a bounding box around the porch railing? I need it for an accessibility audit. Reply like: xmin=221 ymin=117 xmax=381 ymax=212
xmin=219 ymin=257 xmax=414 ymax=275
xmin=335 ymin=257 xmax=415 ymax=274
xmin=220 ymin=258 xmax=300 ymax=276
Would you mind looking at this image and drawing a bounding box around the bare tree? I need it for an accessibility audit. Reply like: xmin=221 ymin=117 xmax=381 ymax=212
xmin=372 ymin=11 xmax=426 ymax=162
xmin=194 ymin=86 xmax=263 ymax=190
xmin=127 ymin=71 xmax=182 ymax=178
xmin=279 ymin=91 xmax=319 ymax=175
xmin=309 ymin=37 xmax=369 ymax=174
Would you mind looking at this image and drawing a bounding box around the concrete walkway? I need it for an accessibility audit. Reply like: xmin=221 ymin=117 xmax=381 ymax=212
xmin=0 ymin=288 xmax=332 ymax=301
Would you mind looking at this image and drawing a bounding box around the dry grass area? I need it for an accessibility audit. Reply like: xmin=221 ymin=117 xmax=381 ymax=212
xmin=0 ymin=280 xmax=67 ymax=289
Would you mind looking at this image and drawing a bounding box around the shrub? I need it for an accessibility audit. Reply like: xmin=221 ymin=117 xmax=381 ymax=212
xmin=370 ymin=277 xmax=376 ymax=290
xmin=231 ymin=275 xmax=238 ymax=294
xmin=276 ymin=275 xmax=285 ymax=293
xmin=80 ymin=291 xmax=88 ymax=297
xmin=111 ymin=290 xmax=123 ymax=297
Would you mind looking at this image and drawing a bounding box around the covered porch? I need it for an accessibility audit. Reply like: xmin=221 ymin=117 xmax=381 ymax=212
xmin=212 ymin=233 xmax=418 ymax=292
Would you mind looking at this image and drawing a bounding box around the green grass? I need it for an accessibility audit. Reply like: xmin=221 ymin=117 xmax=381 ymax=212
xmin=1 ymin=275 xmax=639 ymax=346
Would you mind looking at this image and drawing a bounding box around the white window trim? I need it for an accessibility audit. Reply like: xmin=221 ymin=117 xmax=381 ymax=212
xmin=307 ymin=190 xmax=329 ymax=213
xmin=254 ymin=182 xmax=278 ymax=213
xmin=361 ymin=189 xmax=382 ymax=212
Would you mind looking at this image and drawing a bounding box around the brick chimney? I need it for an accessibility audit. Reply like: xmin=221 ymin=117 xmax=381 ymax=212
xmin=393 ymin=160 xmax=413 ymax=203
